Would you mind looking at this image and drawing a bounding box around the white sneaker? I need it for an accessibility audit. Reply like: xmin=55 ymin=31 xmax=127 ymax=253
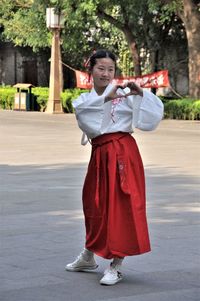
xmin=65 ymin=250 xmax=98 ymax=272
xmin=100 ymin=264 xmax=123 ymax=285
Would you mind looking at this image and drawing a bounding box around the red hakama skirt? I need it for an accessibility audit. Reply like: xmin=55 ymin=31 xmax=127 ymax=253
xmin=82 ymin=132 xmax=151 ymax=259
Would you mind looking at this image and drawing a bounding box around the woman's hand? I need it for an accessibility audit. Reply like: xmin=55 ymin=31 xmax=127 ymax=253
xmin=126 ymin=82 xmax=143 ymax=97
xmin=104 ymin=82 xmax=143 ymax=103
xmin=104 ymin=85 xmax=123 ymax=103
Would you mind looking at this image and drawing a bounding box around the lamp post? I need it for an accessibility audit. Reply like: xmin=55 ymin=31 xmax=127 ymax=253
xmin=46 ymin=8 xmax=64 ymax=113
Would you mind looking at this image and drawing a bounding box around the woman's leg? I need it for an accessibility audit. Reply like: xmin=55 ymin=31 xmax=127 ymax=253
xmin=111 ymin=257 xmax=124 ymax=268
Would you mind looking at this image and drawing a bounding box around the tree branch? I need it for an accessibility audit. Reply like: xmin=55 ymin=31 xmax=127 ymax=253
xmin=96 ymin=8 xmax=125 ymax=31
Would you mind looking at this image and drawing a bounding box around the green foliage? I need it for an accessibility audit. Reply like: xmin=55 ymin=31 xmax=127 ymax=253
xmin=147 ymin=0 xmax=183 ymax=22
xmin=0 ymin=86 xmax=15 ymax=109
xmin=32 ymin=87 xmax=49 ymax=111
xmin=191 ymin=101 xmax=200 ymax=120
xmin=32 ymin=87 xmax=86 ymax=113
xmin=0 ymin=85 xmax=85 ymax=112
xmin=164 ymin=98 xmax=200 ymax=120
xmin=0 ymin=0 xmax=51 ymax=51
xmin=61 ymin=88 xmax=87 ymax=113
xmin=60 ymin=0 xmax=157 ymax=73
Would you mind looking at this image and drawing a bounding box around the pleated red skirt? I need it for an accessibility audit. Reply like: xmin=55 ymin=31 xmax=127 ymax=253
xmin=82 ymin=132 xmax=151 ymax=259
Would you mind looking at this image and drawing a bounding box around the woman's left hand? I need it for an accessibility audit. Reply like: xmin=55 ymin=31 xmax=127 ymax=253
xmin=104 ymin=85 xmax=123 ymax=102
xmin=125 ymin=82 xmax=143 ymax=97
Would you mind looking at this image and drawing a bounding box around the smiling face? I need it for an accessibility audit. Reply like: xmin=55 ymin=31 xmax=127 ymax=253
xmin=91 ymin=58 xmax=115 ymax=95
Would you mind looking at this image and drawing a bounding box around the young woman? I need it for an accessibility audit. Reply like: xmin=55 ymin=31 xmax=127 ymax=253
xmin=65 ymin=49 xmax=164 ymax=285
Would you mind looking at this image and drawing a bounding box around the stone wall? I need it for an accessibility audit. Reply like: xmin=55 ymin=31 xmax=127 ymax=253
xmin=0 ymin=42 xmax=50 ymax=87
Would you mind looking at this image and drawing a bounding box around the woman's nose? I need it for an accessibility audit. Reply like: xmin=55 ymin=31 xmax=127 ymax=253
xmin=102 ymin=70 xmax=109 ymax=76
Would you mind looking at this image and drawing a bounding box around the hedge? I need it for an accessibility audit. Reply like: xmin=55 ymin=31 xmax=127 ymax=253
xmin=163 ymin=98 xmax=200 ymax=120
xmin=0 ymin=85 xmax=200 ymax=119
xmin=32 ymin=87 xmax=85 ymax=112
xmin=0 ymin=86 xmax=15 ymax=110
xmin=0 ymin=86 xmax=85 ymax=112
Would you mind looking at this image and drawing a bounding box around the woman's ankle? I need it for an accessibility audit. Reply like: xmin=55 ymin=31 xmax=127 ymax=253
xmin=83 ymin=248 xmax=94 ymax=261
xmin=111 ymin=257 xmax=124 ymax=269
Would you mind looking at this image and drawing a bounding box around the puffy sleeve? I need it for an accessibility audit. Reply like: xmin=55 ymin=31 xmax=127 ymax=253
xmin=136 ymin=90 xmax=164 ymax=131
xmin=72 ymin=92 xmax=105 ymax=138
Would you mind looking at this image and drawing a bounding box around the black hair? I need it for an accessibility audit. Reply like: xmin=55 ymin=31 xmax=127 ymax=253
xmin=88 ymin=49 xmax=117 ymax=73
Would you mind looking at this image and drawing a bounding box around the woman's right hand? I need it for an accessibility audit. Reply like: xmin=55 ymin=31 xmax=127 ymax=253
xmin=104 ymin=85 xmax=125 ymax=103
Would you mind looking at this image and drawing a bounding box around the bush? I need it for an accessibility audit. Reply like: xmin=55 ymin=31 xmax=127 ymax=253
xmin=33 ymin=87 xmax=86 ymax=113
xmin=0 ymin=86 xmax=87 ymax=112
xmin=61 ymin=90 xmax=75 ymax=113
xmin=61 ymin=88 xmax=87 ymax=113
xmin=0 ymin=86 xmax=15 ymax=109
xmin=191 ymin=100 xmax=200 ymax=120
xmin=32 ymin=87 xmax=49 ymax=112
xmin=164 ymin=98 xmax=200 ymax=120
xmin=32 ymin=87 xmax=86 ymax=113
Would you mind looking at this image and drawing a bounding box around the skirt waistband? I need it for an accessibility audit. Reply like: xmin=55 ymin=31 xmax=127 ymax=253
xmin=91 ymin=132 xmax=130 ymax=147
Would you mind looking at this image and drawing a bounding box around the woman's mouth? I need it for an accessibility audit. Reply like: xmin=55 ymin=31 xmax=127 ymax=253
xmin=100 ymin=78 xmax=109 ymax=82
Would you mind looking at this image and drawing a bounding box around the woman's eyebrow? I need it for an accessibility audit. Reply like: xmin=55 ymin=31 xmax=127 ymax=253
xmin=97 ymin=65 xmax=114 ymax=68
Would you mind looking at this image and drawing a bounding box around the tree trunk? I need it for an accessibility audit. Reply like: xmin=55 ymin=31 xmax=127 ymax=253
xmin=187 ymin=31 xmax=200 ymax=98
xmin=123 ymin=28 xmax=142 ymax=76
xmin=180 ymin=0 xmax=200 ymax=98
xmin=96 ymin=9 xmax=142 ymax=77
xmin=151 ymin=49 xmax=159 ymax=94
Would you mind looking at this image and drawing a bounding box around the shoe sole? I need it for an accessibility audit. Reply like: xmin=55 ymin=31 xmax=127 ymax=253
xmin=100 ymin=277 xmax=123 ymax=286
xmin=65 ymin=264 xmax=98 ymax=272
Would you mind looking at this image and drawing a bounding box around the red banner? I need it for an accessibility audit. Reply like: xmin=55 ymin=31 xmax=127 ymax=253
xmin=75 ymin=70 xmax=92 ymax=89
xmin=75 ymin=70 xmax=170 ymax=89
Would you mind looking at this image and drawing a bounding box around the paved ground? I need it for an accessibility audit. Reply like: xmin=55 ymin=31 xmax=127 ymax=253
xmin=0 ymin=110 xmax=200 ymax=301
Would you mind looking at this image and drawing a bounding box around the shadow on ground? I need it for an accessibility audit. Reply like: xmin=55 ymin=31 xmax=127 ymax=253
xmin=1 ymin=163 xmax=200 ymax=301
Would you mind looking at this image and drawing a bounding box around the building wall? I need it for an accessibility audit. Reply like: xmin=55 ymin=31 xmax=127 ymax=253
xmin=0 ymin=43 xmax=16 ymax=85
xmin=158 ymin=37 xmax=189 ymax=96
xmin=0 ymin=42 xmax=50 ymax=87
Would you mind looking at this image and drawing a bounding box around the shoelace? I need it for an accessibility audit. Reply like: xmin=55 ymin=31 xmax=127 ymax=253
xmin=108 ymin=269 xmax=118 ymax=276
xmin=73 ymin=251 xmax=85 ymax=264
xmin=73 ymin=251 xmax=93 ymax=265
xmin=104 ymin=266 xmax=121 ymax=276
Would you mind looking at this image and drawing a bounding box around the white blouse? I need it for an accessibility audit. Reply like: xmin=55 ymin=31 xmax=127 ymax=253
xmin=73 ymin=83 xmax=164 ymax=144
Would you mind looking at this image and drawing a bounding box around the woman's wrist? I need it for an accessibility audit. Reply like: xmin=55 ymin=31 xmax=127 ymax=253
xmin=104 ymin=96 xmax=109 ymax=103
xmin=139 ymin=90 xmax=143 ymax=97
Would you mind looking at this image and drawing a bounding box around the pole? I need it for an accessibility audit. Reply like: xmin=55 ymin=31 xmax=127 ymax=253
xmin=46 ymin=28 xmax=63 ymax=113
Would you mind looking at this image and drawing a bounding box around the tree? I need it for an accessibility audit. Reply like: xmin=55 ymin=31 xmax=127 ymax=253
xmin=96 ymin=1 xmax=144 ymax=76
xmin=61 ymin=0 xmax=165 ymax=76
xmin=148 ymin=0 xmax=200 ymax=98
xmin=179 ymin=0 xmax=200 ymax=98
xmin=0 ymin=0 xmax=51 ymax=51
xmin=61 ymin=0 xmax=184 ymax=78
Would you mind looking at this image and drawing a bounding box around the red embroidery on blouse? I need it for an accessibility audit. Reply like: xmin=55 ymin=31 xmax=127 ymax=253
xmin=111 ymin=95 xmax=123 ymax=123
